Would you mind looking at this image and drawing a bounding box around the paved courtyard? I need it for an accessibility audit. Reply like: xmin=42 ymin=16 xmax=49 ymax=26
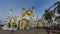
xmin=0 ymin=29 xmax=57 ymax=34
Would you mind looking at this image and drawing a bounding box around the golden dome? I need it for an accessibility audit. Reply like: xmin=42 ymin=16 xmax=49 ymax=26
xmin=27 ymin=11 xmax=32 ymax=15
xmin=26 ymin=10 xmax=32 ymax=15
xmin=23 ymin=13 xmax=29 ymax=17
xmin=23 ymin=10 xmax=33 ymax=17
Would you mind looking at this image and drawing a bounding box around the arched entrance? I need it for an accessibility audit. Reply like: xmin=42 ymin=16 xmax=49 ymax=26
xmin=37 ymin=20 xmax=43 ymax=28
xmin=20 ymin=19 xmax=27 ymax=29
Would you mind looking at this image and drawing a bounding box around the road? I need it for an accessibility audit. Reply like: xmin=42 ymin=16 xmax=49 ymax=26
xmin=0 ymin=29 xmax=56 ymax=34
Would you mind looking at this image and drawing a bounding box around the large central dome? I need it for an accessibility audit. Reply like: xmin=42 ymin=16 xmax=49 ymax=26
xmin=23 ymin=10 xmax=33 ymax=17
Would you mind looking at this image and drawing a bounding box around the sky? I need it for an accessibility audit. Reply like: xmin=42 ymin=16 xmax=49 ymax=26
xmin=0 ymin=0 xmax=60 ymax=24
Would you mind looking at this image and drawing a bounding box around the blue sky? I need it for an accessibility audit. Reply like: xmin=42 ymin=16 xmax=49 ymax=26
xmin=0 ymin=0 xmax=60 ymax=24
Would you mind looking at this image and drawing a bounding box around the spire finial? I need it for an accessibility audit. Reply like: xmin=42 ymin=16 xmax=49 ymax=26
xmin=32 ymin=6 xmax=35 ymax=10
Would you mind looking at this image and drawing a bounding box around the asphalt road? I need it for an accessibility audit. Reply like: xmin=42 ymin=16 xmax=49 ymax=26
xmin=0 ymin=29 xmax=56 ymax=34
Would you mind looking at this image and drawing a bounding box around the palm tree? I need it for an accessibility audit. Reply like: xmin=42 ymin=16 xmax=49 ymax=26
xmin=48 ymin=1 xmax=60 ymax=14
xmin=43 ymin=9 xmax=55 ymax=28
xmin=42 ymin=1 xmax=60 ymax=34
xmin=54 ymin=1 xmax=60 ymax=14
xmin=43 ymin=9 xmax=54 ymax=34
xmin=55 ymin=16 xmax=60 ymax=24
xmin=55 ymin=16 xmax=60 ymax=20
xmin=43 ymin=9 xmax=54 ymax=22
xmin=54 ymin=16 xmax=60 ymax=30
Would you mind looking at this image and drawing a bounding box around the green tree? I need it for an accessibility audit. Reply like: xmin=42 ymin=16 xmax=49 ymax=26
xmin=43 ymin=9 xmax=54 ymax=34
xmin=55 ymin=16 xmax=60 ymax=25
xmin=53 ymin=16 xmax=60 ymax=31
xmin=53 ymin=1 xmax=60 ymax=14
xmin=48 ymin=1 xmax=60 ymax=14
xmin=43 ymin=10 xmax=54 ymax=21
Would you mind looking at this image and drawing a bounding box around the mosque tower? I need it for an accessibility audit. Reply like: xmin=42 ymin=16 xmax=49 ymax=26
xmin=32 ymin=6 xmax=35 ymax=17
xmin=22 ymin=7 xmax=26 ymax=17
xmin=8 ymin=8 xmax=12 ymax=17
xmin=6 ymin=8 xmax=12 ymax=27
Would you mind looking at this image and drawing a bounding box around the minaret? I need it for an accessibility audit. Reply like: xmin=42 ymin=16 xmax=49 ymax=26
xmin=22 ymin=7 xmax=26 ymax=17
xmin=32 ymin=6 xmax=35 ymax=17
xmin=8 ymin=8 xmax=12 ymax=17
xmin=6 ymin=8 xmax=12 ymax=27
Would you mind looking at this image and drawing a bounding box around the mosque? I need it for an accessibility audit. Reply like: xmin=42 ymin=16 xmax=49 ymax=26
xmin=2 ymin=7 xmax=47 ymax=30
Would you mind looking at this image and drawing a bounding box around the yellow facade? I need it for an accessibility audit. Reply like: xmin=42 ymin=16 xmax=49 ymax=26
xmin=37 ymin=21 xmax=42 ymax=27
xmin=13 ymin=19 xmax=16 ymax=25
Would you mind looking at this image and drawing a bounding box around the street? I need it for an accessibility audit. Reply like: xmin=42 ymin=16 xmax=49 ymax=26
xmin=0 ymin=28 xmax=56 ymax=34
